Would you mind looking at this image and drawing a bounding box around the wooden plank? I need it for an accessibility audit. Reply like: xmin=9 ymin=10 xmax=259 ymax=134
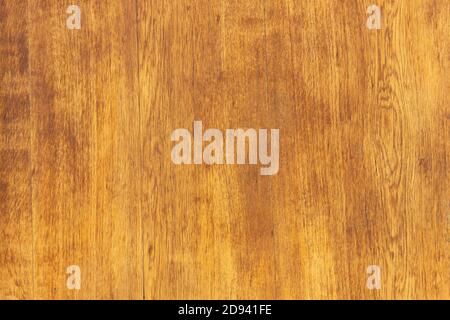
xmin=273 ymin=0 xmax=450 ymax=299
xmin=29 ymin=0 xmax=142 ymax=299
xmin=366 ymin=0 xmax=450 ymax=299
xmin=0 ymin=0 xmax=34 ymax=300
xmin=273 ymin=0 xmax=378 ymax=299
xmin=219 ymin=0 xmax=278 ymax=299
xmin=138 ymin=0 xmax=278 ymax=299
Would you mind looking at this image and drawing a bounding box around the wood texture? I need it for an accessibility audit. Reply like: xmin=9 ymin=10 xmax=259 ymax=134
xmin=0 ymin=0 xmax=33 ymax=300
xmin=28 ymin=0 xmax=142 ymax=299
xmin=0 ymin=0 xmax=449 ymax=299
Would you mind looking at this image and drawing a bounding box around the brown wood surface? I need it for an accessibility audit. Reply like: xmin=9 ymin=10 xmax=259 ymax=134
xmin=0 ymin=0 xmax=34 ymax=299
xmin=0 ymin=0 xmax=449 ymax=299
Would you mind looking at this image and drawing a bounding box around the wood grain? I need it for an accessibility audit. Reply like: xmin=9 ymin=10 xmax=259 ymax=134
xmin=0 ymin=0 xmax=33 ymax=300
xmin=0 ymin=0 xmax=449 ymax=299
xmin=28 ymin=0 xmax=142 ymax=299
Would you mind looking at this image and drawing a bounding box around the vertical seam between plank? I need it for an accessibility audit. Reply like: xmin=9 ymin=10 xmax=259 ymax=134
xmin=26 ymin=0 xmax=36 ymax=300
xmin=135 ymin=0 xmax=146 ymax=301
xmin=262 ymin=0 xmax=279 ymax=299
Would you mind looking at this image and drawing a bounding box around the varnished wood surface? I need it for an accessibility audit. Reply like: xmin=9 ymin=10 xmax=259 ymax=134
xmin=1 ymin=0 xmax=449 ymax=299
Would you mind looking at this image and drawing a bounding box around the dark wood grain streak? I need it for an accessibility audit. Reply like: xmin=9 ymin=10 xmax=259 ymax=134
xmin=0 ymin=0 xmax=34 ymax=300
